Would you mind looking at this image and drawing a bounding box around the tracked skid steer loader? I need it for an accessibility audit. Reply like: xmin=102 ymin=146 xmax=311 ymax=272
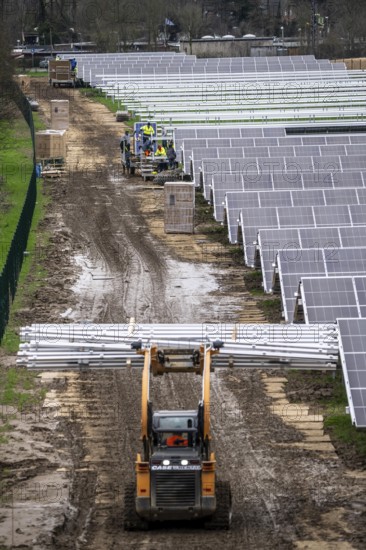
xmin=123 ymin=340 xmax=232 ymax=530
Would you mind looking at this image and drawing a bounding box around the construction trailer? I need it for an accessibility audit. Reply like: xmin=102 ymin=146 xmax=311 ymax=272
xmin=48 ymin=60 xmax=79 ymax=87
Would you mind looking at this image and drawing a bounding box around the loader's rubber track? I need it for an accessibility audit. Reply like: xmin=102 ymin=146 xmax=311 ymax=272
xmin=123 ymin=482 xmax=149 ymax=531
xmin=204 ymin=480 xmax=232 ymax=530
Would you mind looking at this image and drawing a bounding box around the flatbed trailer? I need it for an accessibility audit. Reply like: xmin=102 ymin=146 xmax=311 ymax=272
xmin=48 ymin=60 xmax=78 ymax=87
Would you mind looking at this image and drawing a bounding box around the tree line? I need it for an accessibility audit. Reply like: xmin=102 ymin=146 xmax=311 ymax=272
xmin=0 ymin=0 xmax=364 ymax=57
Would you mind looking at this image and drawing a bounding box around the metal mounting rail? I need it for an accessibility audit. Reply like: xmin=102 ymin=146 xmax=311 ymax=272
xmin=17 ymin=323 xmax=339 ymax=371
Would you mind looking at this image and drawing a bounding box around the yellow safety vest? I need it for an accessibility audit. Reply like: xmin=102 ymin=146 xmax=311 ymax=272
xmin=141 ymin=125 xmax=155 ymax=136
xmin=156 ymin=147 xmax=166 ymax=156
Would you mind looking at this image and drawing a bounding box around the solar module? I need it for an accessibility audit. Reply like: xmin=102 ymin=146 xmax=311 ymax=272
xmin=277 ymin=247 xmax=366 ymax=322
xmin=257 ymin=225 xmax=366 ymax=294
xmin=258 ymin=226 xmax=343 ymax=292
xmin=299 ymin=276 xmax=363 ymax=323
xmin=241 ymin=203 xmax=366 ymax=266
xmin=354 ymin=277 xmax=366 ymax=317
xmin=338 ymin=318 xmax=366 ymax=427
xmin=339 ymin=226 xmax=366 ymax=247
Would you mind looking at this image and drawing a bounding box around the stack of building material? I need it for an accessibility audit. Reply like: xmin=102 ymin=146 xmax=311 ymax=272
xmin=35 ymin=129 xmax=66 ymax=161
xmin=164 ymin=182 xmax=195 ymax=234
xmin=50 ymin=100 xmax=69 ymax=130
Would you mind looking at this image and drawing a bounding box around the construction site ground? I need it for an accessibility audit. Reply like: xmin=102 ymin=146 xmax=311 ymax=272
xmin=1 ymin=78 xmax=366 ymax=549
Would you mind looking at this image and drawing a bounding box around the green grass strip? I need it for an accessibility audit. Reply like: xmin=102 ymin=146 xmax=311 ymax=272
xmin=80 ymin=87 xmax=140 ymax=129
xmin=1 ymin=111 xmax=47 ymax=352
xmin=0 ymin=113 xmax=34 ymax=273
xmin=1 ymin=174 xmax=49 ymax=353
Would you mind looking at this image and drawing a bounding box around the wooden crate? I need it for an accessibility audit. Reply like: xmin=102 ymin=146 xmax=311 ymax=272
xmin=35 ymin=130 xmax=66 ymax=160
xmin=50 ymin=100 xmax=69 ymax=130
xmin=164 ymin=182 xmax=195 ymax=234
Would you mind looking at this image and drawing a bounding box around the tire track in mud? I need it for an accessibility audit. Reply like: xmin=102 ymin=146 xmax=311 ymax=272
xmin=210 ymin=370 xmax=297 ymax=546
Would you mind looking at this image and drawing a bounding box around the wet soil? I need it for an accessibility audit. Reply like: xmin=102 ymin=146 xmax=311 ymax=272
xmin=1 ymin=79 xmax=366 ymax=549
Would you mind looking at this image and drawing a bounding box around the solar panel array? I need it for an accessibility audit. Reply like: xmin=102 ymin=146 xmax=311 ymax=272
xmin=257 ymin=226 xmax=366 ymax=293
xmin=180 ymin=133 xmax=366 ymax=184
xmin=71 ymin=51 xmax=366 ymax=126
xmin=240 ymin=204 xmax=366 ymax=267
xmin=297 ymin=276 xmax=366 ymax=323
xmin=276 ymin=247 xmax=366 ymax=322
xmin=74 ymin=53 xmax=345 ymax=86
xmin=224 ymin=183 xmax=366 ymax=234
xmin=201 ymin=152 xmax=366 ymax=199
xmin=74 ymin=52 xmax=366 ymax=427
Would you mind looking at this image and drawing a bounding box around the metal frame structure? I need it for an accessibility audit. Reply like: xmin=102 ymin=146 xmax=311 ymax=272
xmin=18 ymin=323 xmax=338 ymax=371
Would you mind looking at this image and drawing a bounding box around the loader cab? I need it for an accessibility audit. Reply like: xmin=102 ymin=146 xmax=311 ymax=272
xmin=144 ymin=410 xmax=210 ymax=522
xmin=151 ymin=410 xmax=200 ymax=453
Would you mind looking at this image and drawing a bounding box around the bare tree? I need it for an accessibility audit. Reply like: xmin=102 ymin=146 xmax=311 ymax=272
xmin=0 ymin=0 xmax=15 ymax=119
xmin=176 ymin=1 xmax=206 ymax=54
xmin=140 ymin=0 xmax=166 ymax=49
xmin=330 ymin=0 xmax=366 ymax=55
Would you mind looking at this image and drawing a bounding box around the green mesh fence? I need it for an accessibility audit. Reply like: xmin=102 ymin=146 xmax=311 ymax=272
xmin=0 ymin=83 xmax=37 ymax=342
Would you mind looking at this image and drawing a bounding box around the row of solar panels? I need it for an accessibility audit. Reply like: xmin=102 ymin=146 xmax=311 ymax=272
xmin=74 ymin=52 xmax=336 ymax=68
xmin=174 ymin=130 xmax=366 ymax=324
xmin=79 ymin=62 xmax=337 ymax=72
xmin=174 ymin=121 xmax=366 ymax=427
xmin=75 ymin=53 xmax=317 ymax=60
xmin=197 ymin=151 xmax=366 ymax=194
xmin=74 ymin=52 xmax=347 ymax=89
xmin=174 ymin=126 xmax=365 ymax=164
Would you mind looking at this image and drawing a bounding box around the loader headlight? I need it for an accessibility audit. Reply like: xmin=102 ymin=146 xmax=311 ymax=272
xmin=163 ymin=459 xmax=170 ymax=466
xmin=181 ymin=460 xmax=188 ymax=466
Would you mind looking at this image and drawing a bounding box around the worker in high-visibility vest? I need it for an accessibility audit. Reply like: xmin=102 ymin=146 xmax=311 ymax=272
xmin=156 ymin=144 xmax=168 ymax=172
xmin=155 ymin=144 xmax=166 ymax=156
xmin=140 ymin=122 xmax=155 ymax=143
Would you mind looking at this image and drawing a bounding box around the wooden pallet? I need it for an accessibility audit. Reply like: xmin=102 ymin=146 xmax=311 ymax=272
xmin=42 ymin=169 xmax=64 ymax=178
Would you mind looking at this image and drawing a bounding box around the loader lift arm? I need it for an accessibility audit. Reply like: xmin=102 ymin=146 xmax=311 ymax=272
xmin=129 ymin=340 xmax=229 ymax=529
xmin=137 ymin=341 xmax=222 ymax=460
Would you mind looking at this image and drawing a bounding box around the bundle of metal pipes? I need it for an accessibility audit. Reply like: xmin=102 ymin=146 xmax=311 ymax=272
xmin=17 ymin=323 xmax=339 ymax=371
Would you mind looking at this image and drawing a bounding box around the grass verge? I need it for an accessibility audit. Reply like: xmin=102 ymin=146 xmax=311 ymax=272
xmin=243 ymin=270 xmax=263 ymax=292
xmin=0 ymin=113 xmax=34 ymax=272
xmin=79 ymin=87 xmax=140 ymax=129
xmin=257 ymin=297 xmax=282 ymax=323
xmin=25 ymin=70 xmax=49 ymax=78
xmin=0 ymin=365 xmax=47 ymax=443
xmin=1 ymin=111 xmax=48 ymax=352
xmin=1 ymin=176 xmax=49 ymax=352
xmin=0 ymin=366 xmax=46 ymax=409
xmin=286 ymin=370 xmax=366 ymax=467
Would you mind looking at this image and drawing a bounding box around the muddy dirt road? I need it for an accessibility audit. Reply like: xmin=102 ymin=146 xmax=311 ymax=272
xmin=1 ymin=80 xmax=366 ymax=549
